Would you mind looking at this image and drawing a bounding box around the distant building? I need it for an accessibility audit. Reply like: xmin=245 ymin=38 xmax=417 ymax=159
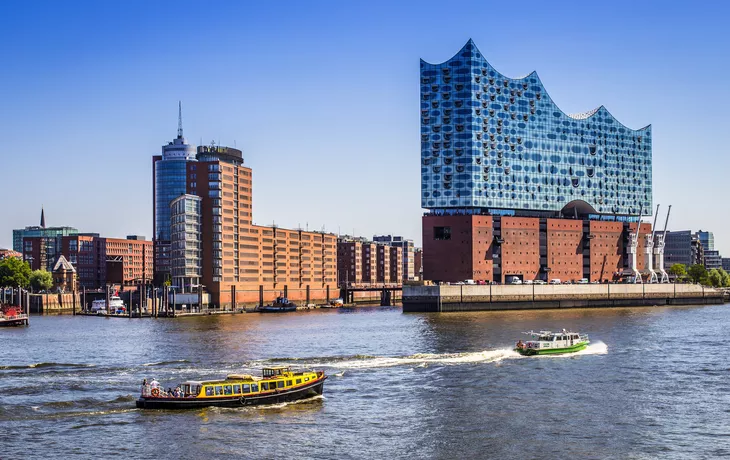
xmin=665 ymin=230 xmax=707 ymax=268
xmin=373 ymin=235 xmax=415 ymax=281
xmin=152 ymin=104 xmax=197 ymax=283
xmin=51 ymin=255 xmax=77 ymax=293
xmin=722 ymin=258 xmax=730 ymax=272
xmin=57 ymin=235 xmax=153 ymax=289
xmin=170 ymin=194 xmax=202 ymax=292
xmin=0 ymin=249 xmax=22 ymax=260
xmin=697 ymin=231 xmax=714 ymax=251
xmin=337 ymin=237 xmax=402 ymax=286
xmin=15 ymin=208 xmax=78 ymax=271
xmin=414 ymin=248 xmax=423 ymax=281
xmin=664 ymin=231 xmax=694 ymax=268
xmin=153 ymin=107 xmax=338 ymax=306
xmin=704 ymin=250 xmax=722 ymax=271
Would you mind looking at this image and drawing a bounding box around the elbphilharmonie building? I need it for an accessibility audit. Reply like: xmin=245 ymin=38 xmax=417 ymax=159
xmin=421 ymin=39 xmax=651 ymax=218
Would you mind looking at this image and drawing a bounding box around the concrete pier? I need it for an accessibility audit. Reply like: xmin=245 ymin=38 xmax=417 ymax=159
xmin=402 ymin=284 xmax=725 ymax=312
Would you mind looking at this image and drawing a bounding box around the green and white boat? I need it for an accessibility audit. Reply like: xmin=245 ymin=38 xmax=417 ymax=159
xmin=514 ymin=330 xmax=589 ymax=356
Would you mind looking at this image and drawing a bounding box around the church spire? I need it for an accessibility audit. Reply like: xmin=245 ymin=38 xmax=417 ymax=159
xmin=40 ymin=207 xmax=46 ymax=228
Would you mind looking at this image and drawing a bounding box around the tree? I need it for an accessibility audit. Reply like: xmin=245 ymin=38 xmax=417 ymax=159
xmin=708 ymin=269 xmax=722 ymax=288
xmin=0 ymin=257 xmax=31 ymax=288
xmin=719 ymin=268 xmax=730 ymax=287
xmin=688 ymin=264 xmax=707 ymax=284
xmin=29 ymin=269 xmax=53 ymax=292
xmin=669 ymin=264 xmax=687 ymax=278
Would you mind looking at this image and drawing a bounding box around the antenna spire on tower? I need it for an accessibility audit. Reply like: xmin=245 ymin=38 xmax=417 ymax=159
xmin=40 ymin=206 xmax=46 ymax=228
xmin=177 ymin=101 xmax=183 ymax=138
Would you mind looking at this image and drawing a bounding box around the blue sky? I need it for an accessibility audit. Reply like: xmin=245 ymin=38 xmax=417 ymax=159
xmin=1 ymin=1 xmax=729 ymax=253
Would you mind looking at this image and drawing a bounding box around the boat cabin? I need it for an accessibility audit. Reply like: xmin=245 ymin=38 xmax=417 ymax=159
xmin=154 ymin=367 xmax=321 ymax=399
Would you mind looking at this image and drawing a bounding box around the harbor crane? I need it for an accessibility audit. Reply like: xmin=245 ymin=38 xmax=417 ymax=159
xmin=644 ymin=204 xmax=660 ymax=283
xmin=653 ymin=205 xmax=672 ymax=283
xmin=627 ymin=204 xmax=643 ymax=283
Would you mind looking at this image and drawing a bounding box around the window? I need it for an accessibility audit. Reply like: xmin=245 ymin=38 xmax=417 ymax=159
xmin=215 ymin=386 xmax=223 ymax=395
xmin=251 ymin=384 xmax=258 ymax=392
xmin=434 ymin=227 xmax=451 ymax=241
xmin=243 ymin=384 xmax=251 ymax=393
xmin=262 ymin=382 xmax=269 ymax=391
xmin=296 ymin=379 xmax=302 ymax=384
xmin=286 ymin=380 xmax=293 ymax=386
xmin=277 ymin=381 xmax=285 ymax=389
xmin=224 ymin=385 xmax=233 ymax=395
xmin=206 ymin=387 xmax=214 ymax=396
xmin=233 ymin=384 xmax=241 ymax=394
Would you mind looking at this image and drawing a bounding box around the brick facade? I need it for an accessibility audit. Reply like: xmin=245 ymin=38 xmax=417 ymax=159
xmin=423 ymin=214 xmax=652 ymax=283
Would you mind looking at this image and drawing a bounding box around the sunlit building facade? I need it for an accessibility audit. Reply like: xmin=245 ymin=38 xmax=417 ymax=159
xmin=421 ymin=40 xmax=654 ymax=283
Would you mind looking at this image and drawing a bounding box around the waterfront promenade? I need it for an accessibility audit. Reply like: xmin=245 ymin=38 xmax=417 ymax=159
xmin=403 ymin=283 xmax=725 ymax=312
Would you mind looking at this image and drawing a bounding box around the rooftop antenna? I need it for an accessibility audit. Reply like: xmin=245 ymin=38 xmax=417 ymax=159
xmin=177 ymin=101 xmax=183 ymax=138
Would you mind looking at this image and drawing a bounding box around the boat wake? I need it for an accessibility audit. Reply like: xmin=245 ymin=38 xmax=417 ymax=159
xmin=0 ymin=362 xmax=96 ymax=371
xmin=258 ymin=343 xmax=607 ymax=371
xmin=261 ymin=348 xmax=521 ymax=371
xmin=142 ymin=359 xmax=191 ymax=367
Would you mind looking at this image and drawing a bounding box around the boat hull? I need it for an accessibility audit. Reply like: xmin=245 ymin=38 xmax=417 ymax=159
xmin=136 ymin=377 xmax=325 ymax=410
xmin=515 ymin=341 xmax=589 ymax=356
xmin=257 ymin=305 xmax=297 ymax=313
xmin=0 ymin=318 xmax=28 ymax=327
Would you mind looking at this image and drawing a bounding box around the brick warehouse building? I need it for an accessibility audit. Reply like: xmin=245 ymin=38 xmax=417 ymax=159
xmin=153 ymin=115 xmax=337 ymax=306
xmin=337 ymin=237 xmax=403 ymax=287
xmin=420 ymin=41 xmax=653 ymax=283
xmin=23 ymin=234 xmax=153 ymax=289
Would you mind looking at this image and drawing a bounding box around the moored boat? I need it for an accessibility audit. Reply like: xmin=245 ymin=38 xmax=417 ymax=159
xmin=136 ymin=366 xmax=325 ymax=409
xmin=257 ymin=296 xmax=297 ymax=313
xmin=0 ymin=305 xmax=29 ymax=327
xmin=515 ymin=329 xmax=589 ymax=356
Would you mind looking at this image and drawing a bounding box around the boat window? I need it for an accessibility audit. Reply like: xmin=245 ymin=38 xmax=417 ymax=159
xmin=251 ymin=384 xmax=258 ymax=392
xmin=233 ymin=384 xmax=241 ymax=394
xmin=277 ymin=381 xmax=285 ymax=389
xmin=243 ymin=384 xmax=251 ymax=393
xmin=215 ymin=386 xmax=223 ymax=396
xmin=296 ymin=379 xmax=302 ymax=384
xmin=261 ymin=382 xmax=269 ymax=391
xmin=286 ymin=380 xmax=293 ymax=386
xmin=206 ymin=387 xmax=214 ymax=396
xmin=304 ymin=377 xmax=309 ymax=382
xmin=224 ymin=385 xmax=233 ymax=395
xmin=194 ymin=385 xmax=201 ymax=396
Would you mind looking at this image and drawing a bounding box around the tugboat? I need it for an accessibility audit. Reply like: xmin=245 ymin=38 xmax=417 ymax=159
xmin=515 ymin=329 xmax=589 ymax=356
xmin=257 ymin=295 xmax=297 ymax=313
xmin=136 ymin=366 xmax=326 ymax=409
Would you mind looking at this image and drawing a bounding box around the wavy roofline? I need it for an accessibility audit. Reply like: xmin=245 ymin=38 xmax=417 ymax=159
xmin=421 ymin=39 xmax=651 ymax=132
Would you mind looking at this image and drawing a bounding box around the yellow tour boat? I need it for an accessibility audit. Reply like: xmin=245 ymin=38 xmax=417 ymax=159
xmin=136 ymin=366 xmax=325 ymax=409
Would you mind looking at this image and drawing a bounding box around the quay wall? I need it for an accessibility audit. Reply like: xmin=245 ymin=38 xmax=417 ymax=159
xmin=402 ymin=284 xmax=725 ymax=312
xmin=29 ymin=293 xmax=80 ymax=314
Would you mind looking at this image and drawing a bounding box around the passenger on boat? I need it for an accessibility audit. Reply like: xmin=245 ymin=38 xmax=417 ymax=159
xmin=516 ymin=340 xmax=524 ymax=349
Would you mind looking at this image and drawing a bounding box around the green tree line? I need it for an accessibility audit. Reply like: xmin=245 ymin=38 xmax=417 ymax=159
xmin=669 ymin=263 xmax=730 ymax=287
xmin=0 ymin=257 xmax=53 ymax=291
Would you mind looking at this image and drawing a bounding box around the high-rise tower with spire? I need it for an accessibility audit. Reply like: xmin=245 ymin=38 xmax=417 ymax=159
xmin=152 ymin=103 xmax=198 ymax=282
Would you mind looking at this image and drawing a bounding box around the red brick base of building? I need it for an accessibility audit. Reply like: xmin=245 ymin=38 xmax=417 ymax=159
xmin=423 ymin=215 xmax=651 ymax=284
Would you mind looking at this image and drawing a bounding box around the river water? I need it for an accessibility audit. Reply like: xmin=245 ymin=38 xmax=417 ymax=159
xmin=1 ymin=305 xmax=728 ymax=459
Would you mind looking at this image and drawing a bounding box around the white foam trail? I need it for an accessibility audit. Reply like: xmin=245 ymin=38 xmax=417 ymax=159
xmin=536 ymin=340 xmax=609 ymax=358
xmin=332 ymin=371 xmax=345 ymax=377
xmin=328 ymin=348 xmax=520 ymax=370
